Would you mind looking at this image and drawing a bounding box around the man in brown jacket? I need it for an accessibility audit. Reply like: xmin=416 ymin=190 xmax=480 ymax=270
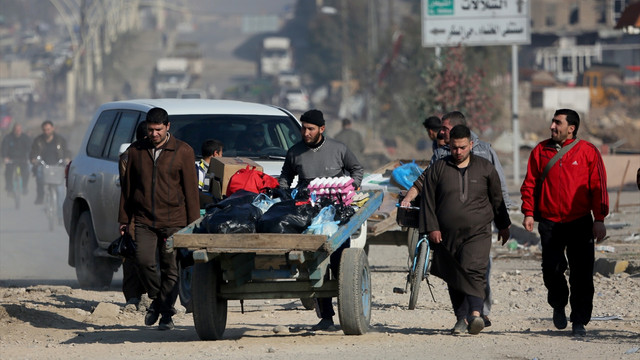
xmin=119 ymin=107 xmax=200 ymax=330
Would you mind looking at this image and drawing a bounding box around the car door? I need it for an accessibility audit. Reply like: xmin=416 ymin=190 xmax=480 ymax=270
xmin=90 ymin=110 xmax=140 ymax=248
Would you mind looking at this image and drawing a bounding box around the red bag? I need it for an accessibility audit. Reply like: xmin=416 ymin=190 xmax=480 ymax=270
xmin=226 ymin=165 xmax=279 ymax=197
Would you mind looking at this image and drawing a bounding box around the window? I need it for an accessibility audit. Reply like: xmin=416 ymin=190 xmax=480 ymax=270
xmin=105 ymin=111 xmax=141 ymax=161
xmin=569 ymin=4 xmax=579 ymax=25
xmin=562 ymin=56 xmax=573 ymax=73
xmin=170 ymin=114 xmax=301 ymax=159
xmin=86 ymin=110 xmax=117 ymax=158
xmin=545 ymin=4 xmax=557 ymax=27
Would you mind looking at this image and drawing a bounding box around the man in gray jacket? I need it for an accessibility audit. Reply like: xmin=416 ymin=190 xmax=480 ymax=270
xmin=279 ymin=109 xmax=363 ymax=331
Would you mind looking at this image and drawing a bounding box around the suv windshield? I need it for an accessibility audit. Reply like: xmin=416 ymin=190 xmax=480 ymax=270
xmin=170 ymin=114 xmax=301 ymax=159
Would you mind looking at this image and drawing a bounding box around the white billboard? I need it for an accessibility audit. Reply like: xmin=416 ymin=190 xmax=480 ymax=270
xmin=422 ymin=0 xmax=531 ymax=47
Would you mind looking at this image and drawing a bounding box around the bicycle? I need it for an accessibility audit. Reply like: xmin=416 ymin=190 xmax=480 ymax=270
xmin=37 ymin=157 xmax=65 ymax=231
xmin=395 ymin=196 xmax=435 ymax=310
xmin=6 ymin=160 xmax=24 ymax=209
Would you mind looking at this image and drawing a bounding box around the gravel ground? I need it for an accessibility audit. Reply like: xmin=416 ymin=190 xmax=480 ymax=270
xmin=1 ymin=241 xmax=638 ymax=359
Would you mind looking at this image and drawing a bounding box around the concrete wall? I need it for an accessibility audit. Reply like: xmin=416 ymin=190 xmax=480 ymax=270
xmin=602 ymin=154 xmax=640 ymax=187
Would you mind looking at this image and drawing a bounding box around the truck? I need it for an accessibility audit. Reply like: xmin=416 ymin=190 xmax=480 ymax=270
xmin=152 ymin=58 xmax=191 ymax=98
xmin=259 ymin=37 xmax=293 ymax=78
xmin=171 ymin=41 xmax=204 ymax=79
xmin=580 ymin=63 xmax=626 ymax=108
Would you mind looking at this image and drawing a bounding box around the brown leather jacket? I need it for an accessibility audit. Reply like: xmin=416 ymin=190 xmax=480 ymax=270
xmin=119 ymin=134 xmax=200 ymax=229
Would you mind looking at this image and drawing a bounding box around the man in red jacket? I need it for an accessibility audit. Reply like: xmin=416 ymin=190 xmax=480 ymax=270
xmin=520 ymin=108 xmax=608 ymax=337
xmin=119 ymin=107 xmax=200 ymax=330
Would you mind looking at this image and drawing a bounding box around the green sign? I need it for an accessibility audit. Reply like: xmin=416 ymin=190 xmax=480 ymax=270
xmin=428 ymin=0 xmax=454 ymax=16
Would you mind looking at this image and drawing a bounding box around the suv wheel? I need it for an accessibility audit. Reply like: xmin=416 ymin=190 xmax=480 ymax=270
xmin=74 ymin=211 xmax=114 ymax=288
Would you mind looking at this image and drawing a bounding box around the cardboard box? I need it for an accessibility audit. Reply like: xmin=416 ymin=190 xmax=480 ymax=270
xmin=209 ymin=157 xmax=263 ymax=197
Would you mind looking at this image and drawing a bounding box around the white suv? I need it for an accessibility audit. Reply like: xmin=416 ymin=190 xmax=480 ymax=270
xmin=63 ymin=99 xmax=301 ymax=288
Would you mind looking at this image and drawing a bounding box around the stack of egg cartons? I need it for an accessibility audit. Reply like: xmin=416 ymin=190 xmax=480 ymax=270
xmin=307 ymin=176 xmax=356 ymax=205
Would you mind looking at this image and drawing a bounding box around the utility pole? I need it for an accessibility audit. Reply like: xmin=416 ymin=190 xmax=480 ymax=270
xmin=366 ymin=0 xmax=378 ymax=130
xmin=341 ymin=0 xmax=350 ymax=117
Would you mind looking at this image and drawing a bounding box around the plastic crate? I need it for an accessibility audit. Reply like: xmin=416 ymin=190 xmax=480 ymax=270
xmin=395 ymin=192 xmax=421 ymax=228
xmin=396 ymin=206 xmax=420 ymax=228
xmin=43 ymin=165 xmax=65 ymax=185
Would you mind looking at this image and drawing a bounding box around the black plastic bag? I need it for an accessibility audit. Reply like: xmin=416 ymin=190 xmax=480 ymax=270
xmin=198 ymin=202 xmax=262 ymax=234
xmin=107 ymin=232 xmax=136 ymax=259
xmin=203 ymin=189 xmax=258 ymax=214
xmin=334 ymin=203 xmax=356 ymax=225
xmin=263 ymin=187 xmax=292 ymax=201
xmin=257 ymin=200 xmax=319 ymax=233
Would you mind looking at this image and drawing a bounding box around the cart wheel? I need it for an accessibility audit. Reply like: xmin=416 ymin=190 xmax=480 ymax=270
xmin=178 ymin=262 xmax=193 ymax=314
xmin=300 ymin=297 xmax=316 ymax=310
xmin=408 ymin=241 xmax=427 ymax=310
xmin=192 ymin=260 xmax=227 ymax=340
xmin=338 ymin=248 xmax=371 ymax=335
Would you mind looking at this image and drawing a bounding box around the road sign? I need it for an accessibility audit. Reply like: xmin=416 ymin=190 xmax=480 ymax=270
xmin=422 ymin=0 xmax=531 ymax=47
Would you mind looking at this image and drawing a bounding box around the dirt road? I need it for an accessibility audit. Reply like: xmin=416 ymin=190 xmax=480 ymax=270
xmin=1 ymin=236 xmax=639 ymax=360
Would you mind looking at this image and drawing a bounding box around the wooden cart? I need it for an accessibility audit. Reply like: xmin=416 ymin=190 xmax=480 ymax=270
xmin=167 ymin=190 xmax=384 ymax=340
xmin=364 ymin=159 xmax=429 ymax=257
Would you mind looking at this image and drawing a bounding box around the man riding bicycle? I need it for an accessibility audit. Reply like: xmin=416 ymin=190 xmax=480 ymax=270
xmin=1 ymin=123 xmax=31 ymax=197
xmin=30 ymin=120 xmax=71 ymax=204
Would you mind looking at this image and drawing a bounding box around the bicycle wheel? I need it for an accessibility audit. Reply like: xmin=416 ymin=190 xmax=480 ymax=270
xmin=12 ymin=166 xmax=22 ymax=209
xmin=408 ymin=241 xmax=427 ymax=310
xmin=47 ymin=186 xmax=56 ymax=231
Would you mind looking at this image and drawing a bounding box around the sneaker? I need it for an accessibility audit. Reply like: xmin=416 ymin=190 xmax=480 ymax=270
xmin=467 ymin=316 xmax=485 ymax=335
xmin=144 ymin=309 xmax=159 ymax=326
xmin=571 ymin=323 xmax=586 ymax=337
xmin=450 ymin=318 xmax=467 ymax=335
xmin=553 ymin=308 xmax=567 ymax=330
xmin=158 ymin=315 xmax=174 ymax=330
xmin=482 ymin=315 xmax=492 ymax=327
xmin=311 ymin=318 xmax=334 ymax=331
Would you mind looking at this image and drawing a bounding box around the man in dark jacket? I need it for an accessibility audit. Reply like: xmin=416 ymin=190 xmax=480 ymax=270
xmin=420 ymin=125 xmax=510 ymax=335
xmin=2 ymin=123 xmax=31 ymax=195
xmin=29 ymin=120 xmax=71 ymax=204
xmin=118 ymin=107 xmax=200 ymax=330
xmin=279 ymin=109 xmax=364 ymax=331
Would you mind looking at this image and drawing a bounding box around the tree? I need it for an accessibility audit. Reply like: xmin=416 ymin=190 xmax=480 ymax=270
xmin=374 ymin=11 xmax=509 ymax=144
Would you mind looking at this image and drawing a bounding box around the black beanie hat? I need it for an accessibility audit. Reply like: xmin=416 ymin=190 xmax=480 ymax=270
xmin=300 ymin=109 xmax=325 ymax=127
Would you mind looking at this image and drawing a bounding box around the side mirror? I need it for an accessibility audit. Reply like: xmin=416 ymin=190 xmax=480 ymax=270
xmin=119 ymin=143 xmax=131 ymax=155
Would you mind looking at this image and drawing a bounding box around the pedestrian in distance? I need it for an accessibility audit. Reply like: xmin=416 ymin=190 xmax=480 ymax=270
xmin=420 ymin=124 xmax=511 ymax=335
xmin=29 ymin=120 xmax=71 ymax=205
xmin=279 ymin=109 xmax=364 ymax=331
xmin=118 ymin=108 xmax=200 ymax=330
xmin=520 ymin=108 xmax=608 ymax=337
xmin=334 ymin=118 xmax=365 ymax=165
xmin=1 ymin=123 xmax=31 ymax=196
xmin=422 ymin=115 xmax=445 ymax=151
